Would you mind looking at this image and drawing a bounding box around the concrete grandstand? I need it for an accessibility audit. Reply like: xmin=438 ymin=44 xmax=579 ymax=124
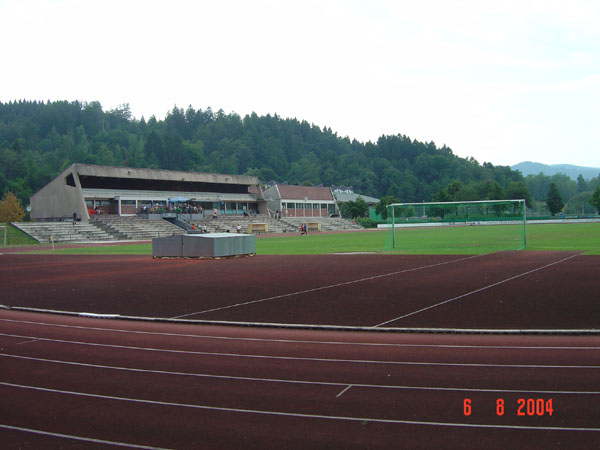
xmin=12 ymin=164 xmax=365 ymax=243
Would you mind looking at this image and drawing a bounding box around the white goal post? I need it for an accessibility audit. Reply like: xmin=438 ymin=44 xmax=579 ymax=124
xmin=386 ymin=199 xmax=527 ymax=251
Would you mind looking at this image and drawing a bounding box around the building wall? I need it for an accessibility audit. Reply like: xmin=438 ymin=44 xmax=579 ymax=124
xmin=30 ymin=167 xmax=89 ymax=221
xmin=281 ymin=202 xmax=334 ymax=217
xmin=31 ymin=164 xmax=266 ymax=221
xmin=263 ymin=184 xmax=339 ymax=217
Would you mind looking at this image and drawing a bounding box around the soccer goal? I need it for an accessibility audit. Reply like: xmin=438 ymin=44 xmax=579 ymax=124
xmin=383 ymin=199 xmax=527 ymax=253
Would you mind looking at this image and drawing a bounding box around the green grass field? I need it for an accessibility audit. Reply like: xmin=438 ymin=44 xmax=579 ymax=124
xmin=0 ymin=223 xmax=38 ymax=246
xmin=13 ymin=222 xmax=600 ymax=255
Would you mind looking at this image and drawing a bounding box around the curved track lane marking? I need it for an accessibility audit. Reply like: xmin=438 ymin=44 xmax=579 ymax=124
xmin=4 ymin=353 xmax=600 ymax=395
xmin=0 ymin=423 xmax=172 ymax=449
xmin=2 ymin=332 xmax=600 ymax=369
xmin=3 ymin=382 xmax=600 ymax=432
xmin=2 ymin=317 xmax=600 ymax=350
xmin=374 ymin=253 xmax=580 ymax=327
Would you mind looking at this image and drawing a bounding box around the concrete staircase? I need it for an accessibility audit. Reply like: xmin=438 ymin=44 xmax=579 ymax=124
xmin=12 ymin=215 xmax=362 ymax=244
xmin=184 ymin=215 xmax=363 ymax=234
xmin=279 ymin=217 xmax=363 ymax=232
xmin=91 ymin=215 xmax=185 ymax=240
xmin=12 ymin=221 xmax=114 ymax=243
xmin=184 ymin=214 xmax=296 ymax=234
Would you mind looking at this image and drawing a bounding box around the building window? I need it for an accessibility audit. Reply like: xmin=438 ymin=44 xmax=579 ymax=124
xmin=65 ymin=173 xmax=76 ymax=187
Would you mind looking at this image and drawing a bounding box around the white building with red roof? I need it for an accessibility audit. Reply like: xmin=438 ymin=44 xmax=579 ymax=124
xmin=263 ymin=184 xmax=340 ymax=218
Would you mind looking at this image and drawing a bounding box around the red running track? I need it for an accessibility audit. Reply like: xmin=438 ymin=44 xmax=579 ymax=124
xmin=1 ymin=310 xmax=600 ymax=449
xmin=2 ymin=251 xmax=599 ymax=329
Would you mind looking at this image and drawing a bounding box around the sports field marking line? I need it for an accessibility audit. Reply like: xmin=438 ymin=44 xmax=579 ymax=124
xmin=7 ymin=353 xmax=600 ymax=395
xmin=2 ymin=381 xmax=599 ymax=432
xmin=373 ymin=253 xmax=580 ymax=328
xmin=2 ymin=317 xmax=600 ymax=350
xmin=2 ymin=332 xmax=600 ymax=369
xmin=0 ymin=424 xmax=172 ymax=450
xmin=171 ymin=254 xmax=487 ymax=319
xmin=336 ymin=385 xmax=353 ymax=397
xmin=16 ymin=339 xmax=39 ymax=345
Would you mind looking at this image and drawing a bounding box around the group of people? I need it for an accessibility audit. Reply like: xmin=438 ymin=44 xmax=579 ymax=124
xmin=186 ymin=223 xmax=209 ymax=233
xmin=139 ymin=204 xmax=205 ymax=214
xmin=224 ymin=224 xmax=243 ymax=233
xmin=186 ymin=222 xmax=244 ymax=234
xmin=173 ymin=204 xmax=203 ymax=214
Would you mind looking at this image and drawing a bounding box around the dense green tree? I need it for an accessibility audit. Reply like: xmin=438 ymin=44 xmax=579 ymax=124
xmin=1 ymin=99 xmax=535 ymax=210
xmin=478 ymin=179 xmax=503 ymax=200
xmin=546 ymin=182 xmax=564 ymax=216
xmin=432 ymin=179 xmax=464 ymax=202
xmin=589 ymin=186 xmax=600 ymax=214
xmin=143 ymin=130 xmax=164 ymax=167
xmin=565 ymin=191 xmax=593 ymax=215
xmin=577 ymin=174 xmax=588 ymax=193
xmin=454 ymin=183 xmax=480 ymax=201
xmin=504 ymin=181 xmax=532 ymax=207
xmin=81 ymin=101 xmax=104 ymax=135
xmin=431 ymin=188 xmax=453 ymax=202
xmin=525 ymin=172 xmax=577 ymax=203
xmin=446 ymin=179 xmax=463 ymax=198
xmin=375 ymin=195 xmax=398 ymax=220
xmin=340 ymin=197 xmax=369 ymax=219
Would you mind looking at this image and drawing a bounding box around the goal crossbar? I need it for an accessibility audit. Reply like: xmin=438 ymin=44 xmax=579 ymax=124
xmin=386 ymin=199 xmax=527 ymax=252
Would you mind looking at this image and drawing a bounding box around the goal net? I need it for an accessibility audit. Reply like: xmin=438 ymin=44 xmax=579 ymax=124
xmin=383 ymin=199 xmax=526 ymax=253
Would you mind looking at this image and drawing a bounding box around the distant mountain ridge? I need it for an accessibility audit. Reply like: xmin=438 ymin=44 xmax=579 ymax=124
xmin=511 ymin=161 xmax=600 ymax=180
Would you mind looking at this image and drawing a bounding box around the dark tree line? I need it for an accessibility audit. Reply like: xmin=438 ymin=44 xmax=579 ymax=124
xmin=2 ymin=99 xmax=589 ymax=212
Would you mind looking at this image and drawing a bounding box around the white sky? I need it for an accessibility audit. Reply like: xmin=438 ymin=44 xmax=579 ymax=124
xmin=1 ymin=0 xmax=599 ymax=167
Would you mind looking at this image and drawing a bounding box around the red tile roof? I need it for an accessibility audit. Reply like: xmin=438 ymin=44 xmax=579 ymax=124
xmin=276 ymin=185 xmax=334 ymax=201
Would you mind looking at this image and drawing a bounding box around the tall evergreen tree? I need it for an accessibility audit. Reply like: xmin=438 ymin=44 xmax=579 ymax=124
xmin=546 ymin=182 xmax=564 ymax=216
xmin=577 ymin=174 xmax=588 ymax=193
xmin=589 ymin=186 xmax=600 ymax=214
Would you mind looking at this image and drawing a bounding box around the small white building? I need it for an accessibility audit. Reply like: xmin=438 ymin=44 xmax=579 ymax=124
xmin=263 ymin=184 xmax=339 ymax=218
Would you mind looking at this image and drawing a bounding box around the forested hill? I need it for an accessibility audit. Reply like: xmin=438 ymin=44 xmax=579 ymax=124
xmin=1 ymin=100 xmax=523 ymax=206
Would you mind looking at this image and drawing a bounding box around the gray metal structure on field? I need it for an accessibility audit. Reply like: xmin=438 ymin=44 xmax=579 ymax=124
xmin=152 ymin=233 xmax=256 ymax=258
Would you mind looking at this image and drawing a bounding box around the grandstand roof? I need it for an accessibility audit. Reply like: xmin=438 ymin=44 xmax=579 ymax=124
xmin=72 ymin=163 xmax=257 ymax=186
xmin=30 ymin=163 xmax=263 ymax=221
xmin=275 ymin=185 xmax=334 ymax=201
xmin=333 ymin=192 xmax=379 ymax=204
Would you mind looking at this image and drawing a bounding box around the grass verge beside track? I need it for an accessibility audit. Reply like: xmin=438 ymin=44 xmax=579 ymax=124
xmin=11 ymin=222 xmax=600 ymax=255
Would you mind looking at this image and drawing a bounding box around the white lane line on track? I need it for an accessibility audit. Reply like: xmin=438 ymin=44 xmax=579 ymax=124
xmin=373 ymin=253 xmax=580 ymax=327
xmin=6 ymin=353 xmax=600 ymax=395
xmin=171 ymin=254 xmax=487 ymax=319
xmin=336 ymin=385 xmax=353 ymax=398
xmin=2 ymin=317 xmax=600 ymax=350
xmin=0 ymin=424 xmax=172 ymax=450
xmin=16 ymin=339 xmax=39 ymax=345
xmin=2 ymin=381 xmax=599 ymax=432
xmin=2 ymin=332 xmax=600 ymax=369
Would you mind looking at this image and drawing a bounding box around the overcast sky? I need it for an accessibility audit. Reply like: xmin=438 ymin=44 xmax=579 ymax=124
xmin=2 ymin=0 xmax=599 ymax=168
